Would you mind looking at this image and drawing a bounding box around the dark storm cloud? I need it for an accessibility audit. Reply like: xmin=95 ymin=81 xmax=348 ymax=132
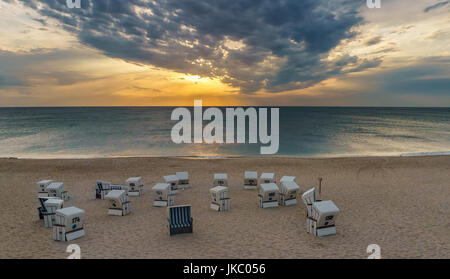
xmin=423 ymin=1 xmax=449 ymax=13
xmin=16 ymin=0 xmax=379 ymax=93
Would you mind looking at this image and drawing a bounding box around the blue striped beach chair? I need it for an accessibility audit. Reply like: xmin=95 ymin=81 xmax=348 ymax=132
xmin=167 ymin=205 xmax=193 ymax=236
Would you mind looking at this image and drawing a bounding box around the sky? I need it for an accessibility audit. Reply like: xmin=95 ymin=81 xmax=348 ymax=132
xmin=0 ymin=0 xmax=449 ymax=106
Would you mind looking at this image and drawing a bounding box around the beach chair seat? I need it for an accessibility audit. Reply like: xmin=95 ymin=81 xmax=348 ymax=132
xmin=280 ymin=180 xmax=300 ymax=206
xmin=164 ymin=175 xmax=179 ymax=194
xmin=213 ymin=173 xmax=228 ymax=187
xmin=105 ymin=190 xmax=131 ymax=216
xmin=167 ymin=205 xmax=193 ymax=236
xmin=302 ymin=187 xmax=339 ymax=236
xmin=37 ymin=179 xmax=53 ymax=198
xmin=152 ymin=183 xmax=175 ymax=207
xmin=210 ymin=186 xmax=230 ymax=211
xmin=258 ymin=183 xmax=279 ymax=208
xmin=260 ymin=173 xmax=275 ymax=187
xmin=43 ymin=198 xmax=64 ymax=228
xmin=37 ymin=196 xmax=59 ymax=220
xmin=53 ymin=207 xmax=85 ymax=242
xmin=126 ymin=177 xmax=144 ymax=197
xmin=95 ymin=181 xmax=111 ymax=199
xmin=46 ymin=182 xmax=70 ymax=201
xmin=176 ymin=172 xmax=189 ymax=189
xmin=109 ymin=184 xmax=129 ymax=193
xmin=244 ymin=171 xmax=258 ymax=189
xmin=309 ymin=200 xmax=340 ymax=236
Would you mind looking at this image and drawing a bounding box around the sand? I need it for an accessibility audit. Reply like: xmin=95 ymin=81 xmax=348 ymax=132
xmin=0 ymin=155 xmax=449 ymax=259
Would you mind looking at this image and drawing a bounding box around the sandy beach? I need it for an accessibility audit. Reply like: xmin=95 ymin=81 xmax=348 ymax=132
xmin=0 ymin=155 xmax=449 ymax=259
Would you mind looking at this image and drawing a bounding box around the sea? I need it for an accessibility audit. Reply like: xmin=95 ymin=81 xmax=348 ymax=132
xmin=0 ymin=107 xmax=449 ymax=159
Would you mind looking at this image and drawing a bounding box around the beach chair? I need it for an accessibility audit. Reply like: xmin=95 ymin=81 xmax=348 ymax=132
xmin=280 ymin=176 xmax=296 ymax=183
xmin=37 ymin=179 xmax=53 ymax=198
xmin=53 ymin=206 xmax=85 ymax=242
xmin=260 ymin=173 xmax=275 ymax=184
xmin=301 ymin=187 xmax=317 ymax=217
xmin=167 ymin=205 xmax=193 ymax=236
xmin=152 ymin=183 xmax=175 ymax=207
xmin=37 ymin=197 xmax=50 ymax=220
xmin=176 ymin=172 xmax=189 ymax=189
xmin=213 ymin=173 xmax=228 ymax=187
xmin=210 ymin=186 xmax=230 ymax=211
xmin=280 ymin=180 xmax=300 ymax=206
xmin=105 ymin=190 xmax=131 ymax=216
xmin=43 ymin=198 xmax=64 ymax=228
xmin=164 ymin=175 xmax=179 ymax=194
xmin=258 ymin=183 xmax=279 ymax=208
xmin=95 ymin=181 xmax=111 ymax=199
xmin=310 ymin=200 xmax=340 ymax=236
xmin=301 ymin=188 xmax=340 ymax=237
xmin=126 ymin=177 xmax=144 ymax=197
xmin=46 ymin=182 xmax=69 ymax=201
xmin=110 ymin=184 xmax=129 ymax=193
xmin=37 ymin=196 xmax=61 ymax=220
xmin=244 ymin=171 xmax=258 ymax=190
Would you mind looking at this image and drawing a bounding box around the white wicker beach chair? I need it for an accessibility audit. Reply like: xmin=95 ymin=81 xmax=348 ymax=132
xmin=301 ymin=187 xmax=340 ymax=236
xmin=46 ymin=182 xmax=69 ymax=201
xmin=126 ymin=177 xmax=144 ymax=197
xmin=53 ymin=206 xmax=85 ymax=242
xmin=152 ymin=183 xmax=175 ymax=207
xmin=105 ymin=190 xmax=131 ymax=216
xmin=210 ymin=186 xmax=230 ymax=211
xmin=260 ymin=173 xmax=275 ymax=184
xmin=213 ymin=173 xmax=228 ymax=187
xmin=43 ymin=198 xmax=64 ymax=228
xmin=244 ymin=171 xmax=258 ymax=189
xmin=176 ymin=172 xmax=189 ymax=189
xmin=37 ymin=179 xmax=53 ymax=198
xmin=258 ymin=183 xmax=279 ymax=208
xmin=164 ymin=175 xmax=179 ymax=194
xmin=280 ymin=180 xmax=300 ymax=206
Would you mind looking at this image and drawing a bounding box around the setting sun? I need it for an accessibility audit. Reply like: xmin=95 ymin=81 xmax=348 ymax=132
xmin=183 ymin=75 xmax=203 ymax=82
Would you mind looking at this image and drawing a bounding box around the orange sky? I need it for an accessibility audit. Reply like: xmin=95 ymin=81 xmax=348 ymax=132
xmin=0 ymin=0 xmax=449 ymax=106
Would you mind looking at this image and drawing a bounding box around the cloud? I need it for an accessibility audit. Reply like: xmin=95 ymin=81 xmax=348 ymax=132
xmin=427 ymin=29 xmax=449 ymax=40
xmin=15 ymin=0 xmax=380 ymax=93
xmin=0 ymin=75 xmax=25 ymax=88
xmin=365 ymin=36 xmax=382 ymax=46
xmin=343 ymin=57 xmax=450 ymax=98
xmin=423 ymin=1 xmax=449 ymax=13
xmin=0 ymin=48 xmax=105 ymax=90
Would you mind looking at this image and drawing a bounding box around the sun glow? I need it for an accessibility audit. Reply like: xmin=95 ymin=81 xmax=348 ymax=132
xmin=183 ymin=75 xmax=204 ymax=82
